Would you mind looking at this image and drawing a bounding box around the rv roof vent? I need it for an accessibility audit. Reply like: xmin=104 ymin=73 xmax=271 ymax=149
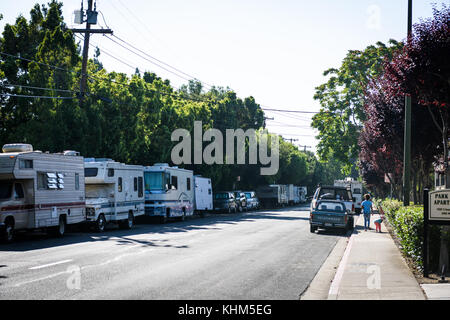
xmin=2 ymin=143 xmax=33 ymax=153
xmin=154 ymin=163 xmax=169 ymax=167
xmin=63 ymin=150 xmax=80 ymax=156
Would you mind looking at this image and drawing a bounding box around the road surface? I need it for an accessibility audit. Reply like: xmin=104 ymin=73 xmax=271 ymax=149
xmin=0 ymin=205 xmax=346 ymax=299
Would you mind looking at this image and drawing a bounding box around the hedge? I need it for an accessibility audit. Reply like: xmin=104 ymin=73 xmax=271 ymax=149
xmin=379 ymin=199 xmax=448 ymax=272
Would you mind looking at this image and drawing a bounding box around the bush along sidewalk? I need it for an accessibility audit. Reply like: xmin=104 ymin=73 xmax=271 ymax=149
xmin=378 ymin=199 xmax=448 ymax=274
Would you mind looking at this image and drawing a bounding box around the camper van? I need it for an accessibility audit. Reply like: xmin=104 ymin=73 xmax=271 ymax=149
xmin=144 ymin=164 xmax=194 ymax=223
xmin=84 ymin=159 xmax=145 ymax=231
xmin=287 ymin=184 xmax=296 ymax=205
xmin=0 ymin=144 xmax=85 ymax=242
xmin=193 ymin=175 xmax=213 ymax=214
xmin=299 ymin=186 xmax=307 ymax=203
xmin=293 ymin=186 xmax=301 ymax=205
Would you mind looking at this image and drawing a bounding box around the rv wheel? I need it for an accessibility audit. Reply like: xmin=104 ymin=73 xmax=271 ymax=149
xmin=96 ymin=214 xmax=106 ymax=232
xmin=2 ymin=218 xmax=14 ymax=243
xmin=123 ymin=212 xmax=134 ymax=229
xmin=53 ymin=216 xmax=66 ymax=237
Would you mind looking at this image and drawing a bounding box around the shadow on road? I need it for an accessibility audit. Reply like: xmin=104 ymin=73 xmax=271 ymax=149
xmin=0 ymin=206 xmax=310 ymax=252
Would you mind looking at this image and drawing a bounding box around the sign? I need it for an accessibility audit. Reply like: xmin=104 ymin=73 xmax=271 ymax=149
xmin=384 ymin=173 xmax=392 ymax=184
xmin=428 ymin=189 xmax=450 ymax=222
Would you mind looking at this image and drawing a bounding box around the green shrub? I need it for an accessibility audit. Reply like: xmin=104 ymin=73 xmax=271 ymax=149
xmin=380 ymin=199 xmax=447 ymax=272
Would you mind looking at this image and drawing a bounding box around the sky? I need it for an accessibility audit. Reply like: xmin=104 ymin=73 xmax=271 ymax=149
xmin=1 ymin=0 xmax=449 ymax=153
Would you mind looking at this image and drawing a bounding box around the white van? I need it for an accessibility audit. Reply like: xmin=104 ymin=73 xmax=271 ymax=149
xmin=0 ymin=144 xmax=85 ymax=241
xmin=84 ymin=159 xmax=145 ymax=231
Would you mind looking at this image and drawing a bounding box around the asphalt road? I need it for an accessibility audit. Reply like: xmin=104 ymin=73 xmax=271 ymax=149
xmin=0 ymin=205 xmax=347 ymax=299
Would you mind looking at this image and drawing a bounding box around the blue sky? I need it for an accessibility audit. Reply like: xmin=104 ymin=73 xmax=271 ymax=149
xmin=1 ymin=0 xmax=448 ymax=152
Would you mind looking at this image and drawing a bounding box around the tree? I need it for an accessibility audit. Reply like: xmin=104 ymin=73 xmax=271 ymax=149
xmin=312 ymin=40 xmax=403 ymax=175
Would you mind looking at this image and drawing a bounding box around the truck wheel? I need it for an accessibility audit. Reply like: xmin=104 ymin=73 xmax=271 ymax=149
xmin=159 ymin=216 xmax=167 ymax=224
xmin=180 ymin=209 xmax=186 ymax=221
xmin=2 ymin=218 xmax=14 ymax=243
xmin=96 ymin=214 xmax=106 ymax=232
xmin=310 ymin=225 xmax=316 ymax=233
xmin=238 ymin=205 xmax=243 ymax=213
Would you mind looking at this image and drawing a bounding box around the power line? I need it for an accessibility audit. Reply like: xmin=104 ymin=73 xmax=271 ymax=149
xmin=2 ymin=83 xmax=76 ymax=94
xmin=261 ymin=107 xmax=320 ymax=114
xmin=1 ymin=93 xmax=77 ymax=100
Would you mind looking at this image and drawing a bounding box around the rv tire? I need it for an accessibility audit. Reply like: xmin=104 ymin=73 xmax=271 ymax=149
xmin=96 ymin=214 xmax=106 ymax=232
xmin=52 ymin=216 xmax=66 ymax=237
xmin=2 ymin=218 xmax=14 ymax=243
xmin=120 ymin=212 xmax=134 ymax=229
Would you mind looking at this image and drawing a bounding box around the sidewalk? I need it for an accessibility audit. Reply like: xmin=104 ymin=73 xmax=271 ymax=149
xmin=327 ymin=213 xmax=425 ymax=300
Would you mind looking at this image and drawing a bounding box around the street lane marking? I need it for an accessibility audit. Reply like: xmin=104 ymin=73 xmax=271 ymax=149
xmin=29 ymin=259 xmax=73 ymax=270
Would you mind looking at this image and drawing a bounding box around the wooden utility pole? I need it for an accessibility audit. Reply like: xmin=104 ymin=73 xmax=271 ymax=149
xmin=403 ymin=0 xmax=412 ymax=206
xmin=71 ymin=0 xmax=112 ymax=97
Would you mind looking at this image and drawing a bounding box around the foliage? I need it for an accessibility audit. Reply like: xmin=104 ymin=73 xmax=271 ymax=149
xmin=311 ymin=40 xmax=403 ymax=174
xmin=0 ymin=1 xmax=345 ymax=192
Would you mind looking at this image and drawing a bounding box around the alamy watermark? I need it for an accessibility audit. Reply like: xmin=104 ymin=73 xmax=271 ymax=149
xmin=171 ymin=121 xmax=279 ymax=175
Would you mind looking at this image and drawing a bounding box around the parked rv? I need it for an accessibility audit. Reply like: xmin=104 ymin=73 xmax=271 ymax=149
xmin=194 ymin=175 xmax=213 ymax=214
xmin=287 ymin=184 xmax=296 ymax=205
xmin=244 ymin=191 xmax=260 ymax=210
xmin=334 ymin=178 xmax=363 ymax=214
xmin=256 ymin=184 xmax=288 ymax=208
xmin=0 ymin=144 xmax=86 ymax=242
xmin=213 ymin=191 xmax=237 ymax=213
xmin=144 ymin=164 xmax=194 ymax=223
xmin=84 ymin=159 xmax=145 ymax=231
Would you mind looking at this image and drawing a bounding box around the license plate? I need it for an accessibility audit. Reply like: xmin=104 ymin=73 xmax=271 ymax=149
xmin=325 ymin=223 xmax=333 ymax=227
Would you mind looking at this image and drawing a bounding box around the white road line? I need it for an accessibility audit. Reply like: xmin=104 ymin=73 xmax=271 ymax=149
xmin=28 ymin=259 xmax=73 ymax=270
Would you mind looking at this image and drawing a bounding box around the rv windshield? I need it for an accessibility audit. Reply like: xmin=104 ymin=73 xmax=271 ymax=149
xmin=0 ymin=182 xmax=12 ymax=200
xmin=145 ymin=172 xmax=169 ymax=191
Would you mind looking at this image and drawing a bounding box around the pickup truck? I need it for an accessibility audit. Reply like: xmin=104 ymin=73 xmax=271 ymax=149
xmin=310 ymin=200 xmax=354 ymax=233
xmin=311 ymin=185 xmax=355 ymax=214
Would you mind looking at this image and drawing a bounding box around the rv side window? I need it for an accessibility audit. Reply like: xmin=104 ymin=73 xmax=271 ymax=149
xmin=187 ymin=178 xmax=191 ymax=191
xmin=19 ymin=159 xmax=33 ymax=169
xmin=118 ymin=177 xmax=123 ymax=192
xmin=138 ymin=177 xmax=143 ymax=197
xmin=108 ymin=169 xmax=114 ymax=177
xmin=85 ymin=168 xmax=98 ymax=177
xmin=37 ymin=172 xmax=47 ymax=190
xmin=14 ymin=183 xmax=24 ymax=199
xmin=0 ymin=182 xmax=12 ymax=200
xmin=353 ymin=188 xmax=361 ymax=194
xmin=134 ymin=177 xmax=138 ymax=192
xmin=171 ymin=176 xmax=178 ymax=190
xmin=75 ymin=173 xmax=80 ymax=190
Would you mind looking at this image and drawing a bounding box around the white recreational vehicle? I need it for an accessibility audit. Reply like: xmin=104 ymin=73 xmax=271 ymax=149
xmin=144 ymin=164 xmax=194 ymax=223
xmin=194 ymin=175 xmax=213 ymax=213
xmin=299 ymin=186 xmax=307 ymax=203
xmin=84 ymin=159 xmax=145 ymax=231
xmin=0 ymin=144 xmax=85 ymax=242
xmin=293 ymin=186 xmax=301 ymax=205
xmin=334 ymin=178 xmax=363 ymax=214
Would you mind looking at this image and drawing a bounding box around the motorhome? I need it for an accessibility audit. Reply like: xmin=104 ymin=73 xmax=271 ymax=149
xmin=334 ymin=178 xmax=363 ymax=214
xmin=0 ymin=144 xmax=85 ymax=242
xmin=194 ymin=175 xmax=213 ymax=214
xmin=293 ymin=186 xmax=301 ymax=205
xmin=84 ymin=159 xmax=145 ymax=231
xmin=287 ymin=184 xmax=296 ymax=205
xmin=256 ymin=184 xmax=288 ymax=208
xmin=144 ymin=164 xmax=194 ymax=223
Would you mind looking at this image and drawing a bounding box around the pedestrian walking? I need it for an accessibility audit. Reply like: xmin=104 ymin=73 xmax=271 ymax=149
xmin=361 ymin=194 xmax=373 ymax=231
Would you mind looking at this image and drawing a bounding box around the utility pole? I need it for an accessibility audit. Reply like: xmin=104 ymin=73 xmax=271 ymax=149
xmin=71 ymin=0 xmax=113 ymax=97
xmin=283 ymin=138 xmax=299 ymax=144
xmin=298 ymin=145 xmax=312 ymax=153
xmin=403 ymin=0 xmax=412 ymax=206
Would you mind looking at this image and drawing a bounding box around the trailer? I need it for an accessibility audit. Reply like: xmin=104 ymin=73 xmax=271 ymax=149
xmin=256 ymin=184 xmax=288 ymax=208
xmin=334 ymin=178 xmax=362 ymax=214
xmin=287 ymin=184 xmax=296 ymax=205
xmin=144 ymin=164 xmax=194 ymax=223
xmin=84 ymin=159 xmax=145 ymax=231
xmin=193 ymin=175 xmax=213 ymax=214
xmin=0 ymin=144 xmax=85 ymax=242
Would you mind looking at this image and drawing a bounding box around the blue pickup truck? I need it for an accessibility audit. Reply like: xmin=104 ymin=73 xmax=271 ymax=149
xmin=310 ymin=200 xmax=354 ymax=233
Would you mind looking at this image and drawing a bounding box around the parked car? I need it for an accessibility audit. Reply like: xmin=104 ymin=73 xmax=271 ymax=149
xmin=310 ymin=200 xmax=354 ymax=233
xmin=311 ymin=185 xmax=354 ymax=214
xmin=213 ymin=191 xmax=237 ymax=213
xmin=233 ymin=191 xmax=248 ymax=212
xmin=244 ymin=191 xmax=260 ymax=210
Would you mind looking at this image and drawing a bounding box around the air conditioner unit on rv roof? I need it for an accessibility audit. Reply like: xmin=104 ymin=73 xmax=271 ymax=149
xmin=2 ymin=143 xmax=33 ymax=153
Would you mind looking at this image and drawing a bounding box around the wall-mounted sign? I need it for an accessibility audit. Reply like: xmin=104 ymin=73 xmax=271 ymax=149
xmin=428 ymin=189 xmax=450 ymax=222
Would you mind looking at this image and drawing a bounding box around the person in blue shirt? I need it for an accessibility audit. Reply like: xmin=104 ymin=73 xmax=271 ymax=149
xmin=361 ymin=194 xmax=373 ymax=231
